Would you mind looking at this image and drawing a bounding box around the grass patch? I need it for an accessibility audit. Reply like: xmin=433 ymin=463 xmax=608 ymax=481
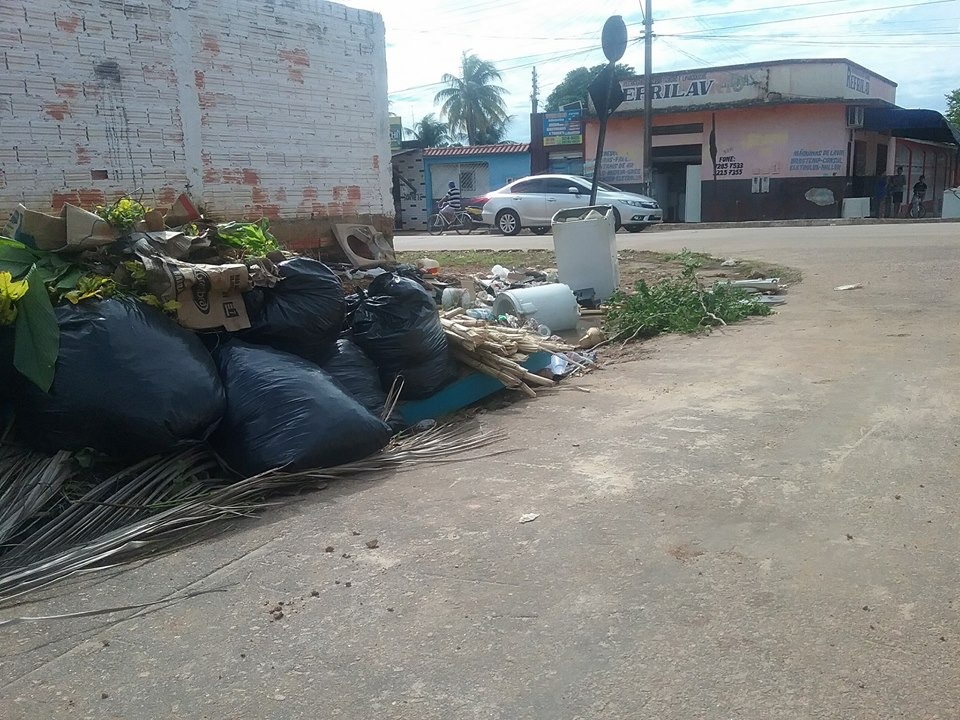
xmin=604 ymin=250 xmax=771 ymax=342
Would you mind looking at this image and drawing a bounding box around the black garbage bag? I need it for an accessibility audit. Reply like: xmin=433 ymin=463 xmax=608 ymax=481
xmin=13 ymin=299 xmax=225 ymax=458
xmin=212 ymin=340 xmax=391 ymax=477
xmin=351 ymin=273 xmax=458 ymax=400
xmin=321 ymin=339 xmax=386 ymax=419
xmin=239 ymin=257 xmax=345 ymax=365
xmin=342 ymin=292 xmax=363 ymax=331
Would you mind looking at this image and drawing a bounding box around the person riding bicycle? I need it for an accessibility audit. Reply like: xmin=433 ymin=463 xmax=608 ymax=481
xmin=912 ymin=175 xmax=927 ymax=203
xmin=439 ymin=181 xmax=462 ymax=223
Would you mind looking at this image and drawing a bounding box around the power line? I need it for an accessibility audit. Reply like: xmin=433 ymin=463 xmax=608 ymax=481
xmin=666 ymin=0 xmax=956 ymax=35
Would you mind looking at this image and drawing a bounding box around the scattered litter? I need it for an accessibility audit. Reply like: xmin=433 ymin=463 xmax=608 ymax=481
xmin=834 ymin=283 xmax=863 ymax=291
xmin=727 ymin=277 xmax=781 ymax=292
xmin=518 ymin=513 xmax=540 ymax=524
xmin=579 ymin=326 xmax=606 ymax=349
xmin=720 ymin=258 xmax=738 ymax=267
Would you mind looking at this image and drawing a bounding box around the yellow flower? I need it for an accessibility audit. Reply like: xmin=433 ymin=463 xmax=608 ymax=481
xmin=0 ymin=271 xmax=29 ymax=325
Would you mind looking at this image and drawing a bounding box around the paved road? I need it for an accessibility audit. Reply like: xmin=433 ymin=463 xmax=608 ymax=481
xmin=3 ymin=223 xmax=959 ymax=719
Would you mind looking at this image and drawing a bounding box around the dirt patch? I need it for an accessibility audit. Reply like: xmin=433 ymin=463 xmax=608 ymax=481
xmin=395 ymin=249 xmax=802 ymax=292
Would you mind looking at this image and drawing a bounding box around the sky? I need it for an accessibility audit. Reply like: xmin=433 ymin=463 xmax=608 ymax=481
xmin=347 ymin=0 xmax=960 ymax=142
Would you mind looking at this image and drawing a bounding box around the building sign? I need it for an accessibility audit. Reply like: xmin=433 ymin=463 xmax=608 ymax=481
xmin=618 ymin=69 xmax=766 ymax=111
xmin=389 ymin=115 xmax=403 ymax=151
xmin=543 ymin=109 xmax=583 ymax=146
xmin=846 ymin=68 xmax=870 ymax=95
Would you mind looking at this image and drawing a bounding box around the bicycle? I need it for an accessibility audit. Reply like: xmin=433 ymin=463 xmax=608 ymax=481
xmin=427 ymin=206 xmax=475 ymax=235
xmin=909 ymin=192 xmax=926 ymax=219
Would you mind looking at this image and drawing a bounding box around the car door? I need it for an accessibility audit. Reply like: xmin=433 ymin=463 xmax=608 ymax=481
xmin=505 ymin=178 xmax=549 ymax=224
xmin=544 ymin=178 xmax=589 ymax=219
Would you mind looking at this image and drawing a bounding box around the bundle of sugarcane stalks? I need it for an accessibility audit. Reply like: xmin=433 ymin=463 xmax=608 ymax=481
xmin=440 ymin=308 xmax=574 ymax=397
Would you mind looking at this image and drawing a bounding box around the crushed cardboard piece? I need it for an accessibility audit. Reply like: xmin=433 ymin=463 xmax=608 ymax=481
xmin=64 ymin=204 xmax=118 ymax=249
xmin=4 ymin=204 xmax=67 ymax=250
xmin=163 ymin=193 xmax=201 ymax=228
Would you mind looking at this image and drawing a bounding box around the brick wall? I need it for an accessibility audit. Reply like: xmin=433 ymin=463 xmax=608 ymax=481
xmin=0 ymin=0 xmax=393 ymax=253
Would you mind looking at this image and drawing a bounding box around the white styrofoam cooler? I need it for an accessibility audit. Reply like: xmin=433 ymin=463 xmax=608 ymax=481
xmin=551 ymin=205 xmax=620 ymax=301
xmin=943 ymin=188 xmax=960 ymax=219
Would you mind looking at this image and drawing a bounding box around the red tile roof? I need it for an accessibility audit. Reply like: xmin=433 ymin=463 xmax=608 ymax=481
xmin=423 ymin=143 xmax=530 ymax=157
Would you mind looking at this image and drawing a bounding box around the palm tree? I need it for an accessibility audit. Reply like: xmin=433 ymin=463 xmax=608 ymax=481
xmin=408 ymin=113 xmax=453 ymax=148
xmin=434 ymin=53 xmax=509 ymax=146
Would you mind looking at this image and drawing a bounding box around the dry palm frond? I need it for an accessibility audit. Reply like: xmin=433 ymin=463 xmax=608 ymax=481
xmin=0 ymin=447 xmax=73 ymax=549
xmin=0 ymin=423 xmax=509 ymax=605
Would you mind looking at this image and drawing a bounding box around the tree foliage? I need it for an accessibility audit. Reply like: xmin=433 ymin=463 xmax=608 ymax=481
xmin=408 ymin=113 xmax=453 ymax=147
xmin=946 ymin=88 xmax=960 ymax=128
xmin=545 ymin=63 xmax=636 ymax=112
xmin=435 ymin=53 xmax=510 ymax=146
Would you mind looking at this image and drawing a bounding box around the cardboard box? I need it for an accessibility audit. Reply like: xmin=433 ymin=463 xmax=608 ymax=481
xmin=3 ymin=204 xmax=67 ymax=250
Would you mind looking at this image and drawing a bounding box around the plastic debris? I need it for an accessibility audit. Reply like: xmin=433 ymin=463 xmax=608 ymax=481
xmin=834 ymin=283 xmax=863 ymax=291
xmin=519 ymin=513 xmax=540 ymax=523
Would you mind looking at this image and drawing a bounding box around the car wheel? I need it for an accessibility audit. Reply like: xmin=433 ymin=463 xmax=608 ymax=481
xmin=611 ymin=208 xmax=623 ymax=231
xmin=496 ymin=209 xmax=521 ymax=236
xmin=530 ymin=226 xmax=550 ymax=235
xmin=624 ymin=224 xmax=648 ymax=233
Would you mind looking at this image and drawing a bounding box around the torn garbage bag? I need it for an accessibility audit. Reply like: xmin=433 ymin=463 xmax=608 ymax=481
xmin=351 ymin=273 xmax=457 ymax=400
xmin=239 ymin=257 xmax=344 ymax=365
xmin=12 ymin=298 xmax=225 ymax=459
xmin=211 ymin=340 xmax=391 ymax=477
xmin=321 ymin=339 xmax=387 ymax=419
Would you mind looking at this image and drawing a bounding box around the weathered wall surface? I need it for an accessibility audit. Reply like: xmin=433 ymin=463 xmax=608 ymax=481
xmin=0 ymin=0 xmax=393 ymax=251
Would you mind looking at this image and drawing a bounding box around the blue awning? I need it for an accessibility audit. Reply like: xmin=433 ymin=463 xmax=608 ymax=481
xmin=863 ymin=108 xmax=960 ymax=145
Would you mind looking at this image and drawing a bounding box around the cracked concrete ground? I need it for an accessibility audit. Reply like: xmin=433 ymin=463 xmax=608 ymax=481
xmin=2 ymin=223 xmax=959 ymax=719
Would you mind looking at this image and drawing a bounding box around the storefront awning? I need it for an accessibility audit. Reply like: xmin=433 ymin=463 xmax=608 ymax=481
xmin=863 ymin=108 xmax=960 ymax=145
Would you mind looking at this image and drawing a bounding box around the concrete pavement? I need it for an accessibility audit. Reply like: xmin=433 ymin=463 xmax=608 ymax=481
xmin=2 ymin=223 xmax=959 ymax=719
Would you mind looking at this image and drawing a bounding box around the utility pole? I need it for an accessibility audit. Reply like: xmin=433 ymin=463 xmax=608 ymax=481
xmin=531 ymin=67 xmax=539 ymax=115
xmin=642 ymin=0 xmax=653 ymax=196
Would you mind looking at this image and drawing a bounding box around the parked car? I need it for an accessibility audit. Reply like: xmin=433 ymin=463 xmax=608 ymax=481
xmin=478 ymin=174 xmax=662 ymax=236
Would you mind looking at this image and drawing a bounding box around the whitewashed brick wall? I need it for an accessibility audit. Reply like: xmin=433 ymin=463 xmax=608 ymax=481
xmin=0 ymin=0 xmax=392 ymax=247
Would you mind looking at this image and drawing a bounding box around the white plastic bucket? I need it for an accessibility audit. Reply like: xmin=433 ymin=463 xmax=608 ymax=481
xmin=491 ymin=283 xmax=579 ymax=332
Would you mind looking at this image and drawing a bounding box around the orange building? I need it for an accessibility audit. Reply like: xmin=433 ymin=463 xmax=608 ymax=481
xmin=531 ymin=59 xmax=959 ymax=222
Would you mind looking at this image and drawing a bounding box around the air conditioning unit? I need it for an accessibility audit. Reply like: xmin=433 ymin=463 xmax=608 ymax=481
xmin=846 ymin=106 xmax=864 ymax=128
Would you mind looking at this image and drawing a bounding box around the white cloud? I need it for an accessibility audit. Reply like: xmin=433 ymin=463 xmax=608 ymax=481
xmin=350 ymin=0 xmax=960 ymax=140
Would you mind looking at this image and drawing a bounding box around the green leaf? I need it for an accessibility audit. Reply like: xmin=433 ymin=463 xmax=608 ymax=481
xmin=14 ymin=265 xmax=60 ymax=392
xmin=0 ymin=238 xmax=39 ymax=278
xmin=53 ymin=266 xmax=84 ymax=291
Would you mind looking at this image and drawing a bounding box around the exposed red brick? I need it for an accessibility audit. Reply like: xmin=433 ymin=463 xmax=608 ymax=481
xmin=44 ymin=102 xmax=70 ymax=120
xmin=254 ymin=204 xmax=281 ymax=219
xmin=203 ymin=166 xmax=220 ymax=183
xmin=332 ymin=186 xmax=343 ymax=201
xmin=78 ymin=189 xmax=107 ymax=207
xmin=251 ymin=186 xmax=269 ymax=204
xmin=221 ymin=168 xmax=242 ymax=184
xmin=275 ymin=187 xmax=288 ymax=202
xmin=157 ymin=187 xmax=177 ymax=206
xmin=288 ymin=69 xmax=304 ymax=84
xmin=75 ymin=144 xmax=91 ymax=165
xmin=198 ymin=92 xmax=216 ymax=109
xmin=241 ymin=168 xmax=259 ymax=185
xmin=278 ymin=49 xmax=310 ymax=67
xmin=302 ymin=187 xmax=318 ymax=200
xmin=194 ymin=70 xmax=205 ymax=90
xmin=326 ymin=202 xmax=342 ymax=215
xmin=201 ymin=34 xmax=220 ymax=54
xmin=55 ymin=83 xmax=79 ymax=99
xmin=51 ymin=191 xmax=78 ymax=209
xmin=56 ymin=15 xmax=81 ymax=33
xmin=346 ymin=185 xmax=361 ymax=201
xmin=52 ymin=189 xmax=105 ymax=210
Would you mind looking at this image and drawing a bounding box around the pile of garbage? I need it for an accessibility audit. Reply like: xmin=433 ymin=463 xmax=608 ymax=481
xmin=0 ymin=196 xmax=584 ymax=479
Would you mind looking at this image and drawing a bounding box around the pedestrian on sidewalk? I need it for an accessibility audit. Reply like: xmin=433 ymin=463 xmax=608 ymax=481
xmin=887 ymin=166 xmax=906 ymax=217
xmin=875 ymin=175 xmax=888 ymax=218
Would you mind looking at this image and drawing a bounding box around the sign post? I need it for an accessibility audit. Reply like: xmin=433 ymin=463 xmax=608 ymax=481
xmin=589 ymin=16 xmax=628 ymax=205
